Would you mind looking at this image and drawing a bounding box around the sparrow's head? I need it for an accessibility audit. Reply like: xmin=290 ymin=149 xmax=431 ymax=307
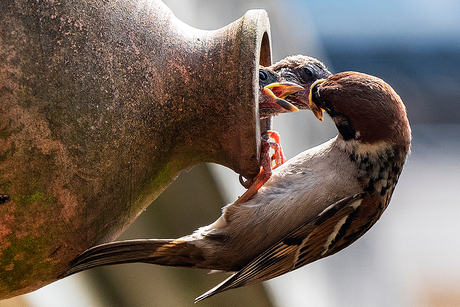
xmin=258 ymin=66 xmax=303 ymax=118
xmin=270 ymin=55 xmax=332 ymax=110
xmin=307 ymin=72 xmax=411 ymax=149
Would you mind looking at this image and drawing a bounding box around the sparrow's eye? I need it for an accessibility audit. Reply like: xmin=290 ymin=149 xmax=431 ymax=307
xmin=259 ymin=70 xmax=268 ymax=81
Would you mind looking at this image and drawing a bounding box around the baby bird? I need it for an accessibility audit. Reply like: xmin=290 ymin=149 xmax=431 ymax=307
xmin=259 ymin=54 xmax=332 ymax=118
xmin=259 ymin=54 xmax=331 ymax=118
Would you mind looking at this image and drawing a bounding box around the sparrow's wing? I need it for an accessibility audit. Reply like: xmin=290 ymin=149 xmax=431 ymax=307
xmin=196 ymin=192 xmax=378 ymax=302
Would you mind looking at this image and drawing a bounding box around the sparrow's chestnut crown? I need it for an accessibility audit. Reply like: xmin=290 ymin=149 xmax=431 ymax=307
xmin=310 ymin=72 xmax=411 ymax=148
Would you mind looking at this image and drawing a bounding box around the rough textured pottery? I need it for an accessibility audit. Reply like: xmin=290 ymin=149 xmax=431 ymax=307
xmin=0 ymin=0 xmax=271 ymax=298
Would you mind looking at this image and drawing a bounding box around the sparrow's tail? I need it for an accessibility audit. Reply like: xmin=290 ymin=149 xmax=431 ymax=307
xmin=61 ymin=238 xmax=206 ymax=277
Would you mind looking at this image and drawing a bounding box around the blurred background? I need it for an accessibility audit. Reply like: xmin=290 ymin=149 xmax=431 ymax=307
xmin=2 ymin=0 xmax=460 ymax=306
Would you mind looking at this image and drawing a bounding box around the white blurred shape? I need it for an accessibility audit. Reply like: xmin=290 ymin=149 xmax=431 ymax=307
xmin=24 ymin=274 xmax=109 ymax=307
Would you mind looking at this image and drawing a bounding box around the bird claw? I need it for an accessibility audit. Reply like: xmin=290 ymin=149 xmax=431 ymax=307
xmin=258 ymin=130 xmax=286 ymax=178
xmin=236 ymin=131 xmax=286 ymax=203
xmin=239 ymin=174 xmax=253 ymax=189
xmin=266 ymin=130 xmax=286 ymax=168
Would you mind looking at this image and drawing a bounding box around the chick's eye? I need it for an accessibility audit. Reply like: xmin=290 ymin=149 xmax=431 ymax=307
xmin=302 ymin=67 xmax=313 ymax=79
xmin=259 ymin=70 xmax=268 ymax=81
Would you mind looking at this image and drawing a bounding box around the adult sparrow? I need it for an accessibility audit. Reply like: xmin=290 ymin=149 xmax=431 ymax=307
xmin=63 ymin=72 xmax=411 ymax=303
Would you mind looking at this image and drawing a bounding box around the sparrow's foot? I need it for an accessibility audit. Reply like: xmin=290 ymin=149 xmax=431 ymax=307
xmin=266 ymin=130 xmax=286 ymax=169
xmin=236 ymin=131 xmax=286 ymax=203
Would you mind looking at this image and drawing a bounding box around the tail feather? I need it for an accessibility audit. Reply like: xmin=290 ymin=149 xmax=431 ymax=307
xmin=62 ymin=238 xmax=206 ymax=277
xmin=195 ymin=273 xmax=240 ymax=302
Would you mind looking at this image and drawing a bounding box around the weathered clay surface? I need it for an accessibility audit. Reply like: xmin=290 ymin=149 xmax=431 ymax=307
xmin=0 ymin=0 xmax=271 ymax=298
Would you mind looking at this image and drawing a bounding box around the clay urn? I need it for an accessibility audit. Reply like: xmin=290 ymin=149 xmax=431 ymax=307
xmin=0 ymin=0 xmax=272 ymax=298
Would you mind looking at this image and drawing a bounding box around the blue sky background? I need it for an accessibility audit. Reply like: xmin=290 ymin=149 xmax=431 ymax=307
xmin=277 ymin=0 xmax=460 ymax=125
xmin=296 ymin=0 xmax=460 ymax=45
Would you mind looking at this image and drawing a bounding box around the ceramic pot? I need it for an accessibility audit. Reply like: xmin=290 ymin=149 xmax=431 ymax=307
xmin=0 ymin=0 xmax=271 ymax=298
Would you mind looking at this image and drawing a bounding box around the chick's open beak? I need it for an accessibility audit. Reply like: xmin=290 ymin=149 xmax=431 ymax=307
xmin=307 ymin=79 xmax=326 ymax=121
xmin=261 ymin=82 xmax=304 ymax=112
xmin=265 ymin=82 xmax=304 ymax=99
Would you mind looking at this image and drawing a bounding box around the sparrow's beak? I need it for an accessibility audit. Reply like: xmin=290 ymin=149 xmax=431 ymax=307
xmin=307 ymin=79 xmax=326 ymax=121
xmin=261 ymin=82 xmax=303 ymax=113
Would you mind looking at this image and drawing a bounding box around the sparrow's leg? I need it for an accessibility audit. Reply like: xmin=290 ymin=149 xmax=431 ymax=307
xmin=237 ymin=131 xmax=286 ymax=203
xmin=267 ymin=130 xmax=286 ymax=168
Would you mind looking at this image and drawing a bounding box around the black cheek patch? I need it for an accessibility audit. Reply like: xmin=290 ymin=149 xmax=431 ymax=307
xmin=323 ymin=99 xmax=336 ymax=117
xmin=336 ymin=117 xmax=356 ymax=141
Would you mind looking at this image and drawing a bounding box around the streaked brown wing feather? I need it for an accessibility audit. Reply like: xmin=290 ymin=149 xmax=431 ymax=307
xmin=196 ymin=193 xmax=372 ymax=302
xmin=321 ymin=193 xmax=384 ymax=257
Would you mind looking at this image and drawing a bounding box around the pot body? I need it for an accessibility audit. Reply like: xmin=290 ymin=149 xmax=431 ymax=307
xmin=0 ymin=0 xmax=271 ymax=298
